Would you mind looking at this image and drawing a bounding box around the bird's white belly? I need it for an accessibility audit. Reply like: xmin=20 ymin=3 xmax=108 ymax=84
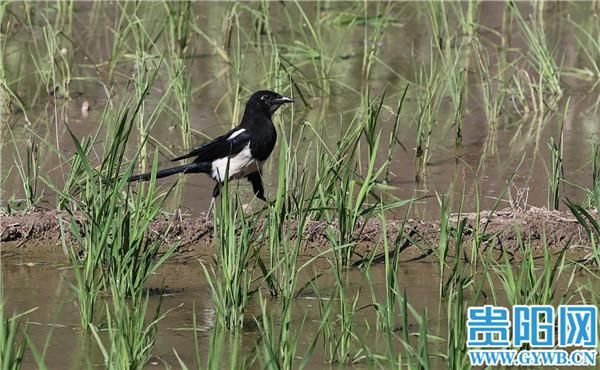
xmin=211 ymin=144 xmax=262 ymax=182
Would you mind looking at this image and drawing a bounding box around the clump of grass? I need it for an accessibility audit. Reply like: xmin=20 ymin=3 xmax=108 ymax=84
xmin=313 ymin=268 xmax=362 ymax=364
xmin=175 ymin=308 xmax=246 ymax=370
xmin=201 ymin=178 xmax=256 ymax=331
xmin=547 ymin=136 xmax=563 ymax=210
xmin=429 ymin=1 xmax=477 ymax=156
xmin=7 ymin=129 xmax=42 ymax=212
xmin=359 ymin=2 xmax=395 ymax=92
xmin=21 ymin=3 xmax=73 ymax=100
xmin=487 ymin=232 xmax=569 ymax=306
xmin=473 ymin=38 xmax=510 ymax=129
xmin=444 ymin=284 xmax=468 ymax=369
xmin=52 ymin=79 xmax=176 ymax=327
xmin=509 ymin=1 xmax=563 ymax=100
xmin=0 ymin=299 xmax=36 ymax=370
xmin=565 ymin=198 xmax=600 ymax=265
xmin=62 ymin=138 xmax=174 ymax=325
xmin=547 ymin=102 xmax=566 ymax=210
xmin=564 ymin=15 xmax=600 ymax=87
xmin=437 ymin=193 xmax=474 ymax=299
xmin=398 ymin=299 xmax=432 ymax=369
xmin=444 ymin=275 xmax=484 ymax=370
xmin=255 ymin=291 xmax=318 ymax=370
xmin=586 ymin=144 xmax=600 ymax=210
xmin=414 ymin=52 xmax=446 ymax=182
xmin=165 ymin=1 xmax=192 ymax=57
xmin=312 ymin=93 xmax=411 ymax=266
xmin=90 ymin=288 xmax=168 ymax=370
xmin=366 ymin=209 xmax=404 ymax=366
xmin=258 ymin=120 xmax=314 ymax=297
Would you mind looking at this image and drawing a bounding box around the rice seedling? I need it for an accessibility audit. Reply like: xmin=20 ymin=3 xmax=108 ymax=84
xmin=547 ymin=136 xmax=563 ymax=210
xmin=313 ymin=267 xmax=362 ymax=364
xmin=132 ymin=50 xmax=158 ymax=169
xmin=443 ymin=283 xmax=470 ymax=370
xmin=359 ymin=2 xmax=395 ymax=92
xmin=255 ymin=291 xmax=318 ymax=370
xmin=174 ymin=305 xmax=247 ymax=370
xmin=414 ymin=51 xmax=446 ymax=182
xmin=364 ymin=208 xmax=405 ymax=367
xmin=564 ymin=16 xmax=600 ymax=88
xmin=437 ymin=193 xmax=475 ymax=299
xmin=473 ymin=38 xmax=510 ymax=129
xmin=0 ymin=3 xmax=28 ymax=118
xmin=508 ymin=1 xmax=563 ymax=101
xmin=257 ymin=121 xmax=314 ymax=297
xmin=165 ymin=7 xmax=192 ymax=146
xmin=487 ymin=232 xmax=569 ymax=307
xmin=565 ymin=199 xmax=600 ymax=266
xmin=238 ymin=2 xmax=284 ymax=90
xmin=437 ymin=194 xmax=451 ymax=294
xmin=17 ymin=1 xmax=73 ymax=102
xmin=399 ymin=296 xmax=433 ymax=370
xmin=200 ymin=177 xmax=255 ymax=331
xmin=363 ymin=273 xmax=436 ymax=369
xmin=0 ymin=295 xmax=37 ymax=370
xmin=165 ymin=1 xmax=192 ymax=58
xmin=312 ymin=93 xmax=411 ymax=266
xmin=46 ymin=76 xmax=177 ymax=326
xmin=384 ymin=85 xmax=409 ymax=183
xmin=272 ymin=1 xmax=357 ymax=95
xmin=163 ymin=5 xmax=193 ymax=210
xmin=430 ymin=1 xmax=477 ymax=156
xmin=586 ymin=144 xmax=600 ymax=210
xmin=547 ymin=103 xmax=566 ymax=210
xmin=90 ymin=288 xmax=168 ymax=370
xmin=443 ymin=249 xmax=486 ymax=370
xmin=6 ymin=124 xmax=42 ymax=211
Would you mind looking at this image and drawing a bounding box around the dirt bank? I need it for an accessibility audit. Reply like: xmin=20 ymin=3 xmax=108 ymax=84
xmin=0 ymin=207 xmax=596 ymax=262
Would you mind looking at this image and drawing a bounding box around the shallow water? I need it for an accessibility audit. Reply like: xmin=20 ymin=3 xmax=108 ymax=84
xmin=3 ymin=251 xmax=598 ymax=369
xmin=2 ymin=253 xmax=444 ymax=369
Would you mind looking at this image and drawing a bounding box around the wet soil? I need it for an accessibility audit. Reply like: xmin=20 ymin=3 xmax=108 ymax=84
xmin=1 ymin=207 xmax=596 ymax=261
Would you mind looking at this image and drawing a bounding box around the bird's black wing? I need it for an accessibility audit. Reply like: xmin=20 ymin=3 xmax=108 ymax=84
xmin=171 ymin=128 xmax=251 ymax=162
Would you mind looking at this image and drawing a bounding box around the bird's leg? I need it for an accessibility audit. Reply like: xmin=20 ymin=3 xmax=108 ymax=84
xmin=206 ymin=183 xmax=221 ymax=219
xmin=206 ymin=199 xmax=215 ymax=220
xmin=247 ymin=172 xmax=266 ymax=201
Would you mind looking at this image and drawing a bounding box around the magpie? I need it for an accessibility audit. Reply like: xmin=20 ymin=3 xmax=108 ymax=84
xmin=128 ymin=90 xmax=293 ymax=213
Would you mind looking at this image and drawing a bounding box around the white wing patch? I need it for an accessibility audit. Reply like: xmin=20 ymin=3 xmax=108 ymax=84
xmin=227 ymin=128 xmax=246 ymax=141
xmin=211 ymin=143 xmax=262 ymax=182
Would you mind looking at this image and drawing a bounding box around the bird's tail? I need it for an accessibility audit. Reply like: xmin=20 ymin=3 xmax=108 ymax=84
xmin=128 ymin=162 xmax=210 ymax=182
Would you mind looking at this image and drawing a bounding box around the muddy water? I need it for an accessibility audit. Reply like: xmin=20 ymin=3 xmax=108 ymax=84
xmin=2 ymin=2 xmax=599 ymax=219
xmin=2 ymin=253 xmax=444 ymax=369
xmin=3 ymin=251 xmax=597 ymax=369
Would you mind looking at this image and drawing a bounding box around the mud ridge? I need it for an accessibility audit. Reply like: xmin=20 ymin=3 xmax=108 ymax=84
xmin=0 ymin=207 xmax=596 ymax=261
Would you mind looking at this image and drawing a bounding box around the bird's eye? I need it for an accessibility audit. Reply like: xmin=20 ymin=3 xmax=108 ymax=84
xmin=260 ymin=95 xmax=268 ymax=101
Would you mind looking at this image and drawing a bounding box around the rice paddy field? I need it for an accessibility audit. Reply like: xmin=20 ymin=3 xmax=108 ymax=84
xmin=1 ymin=1 xmax=599 ymax=369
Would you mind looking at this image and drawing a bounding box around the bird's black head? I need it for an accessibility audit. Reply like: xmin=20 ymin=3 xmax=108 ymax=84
xmin=246 ymin=90 xmax=294 ymax=116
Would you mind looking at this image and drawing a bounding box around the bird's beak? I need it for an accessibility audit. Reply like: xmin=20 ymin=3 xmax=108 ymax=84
xmin=273 ymin=96 xmax=294 ymax=105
